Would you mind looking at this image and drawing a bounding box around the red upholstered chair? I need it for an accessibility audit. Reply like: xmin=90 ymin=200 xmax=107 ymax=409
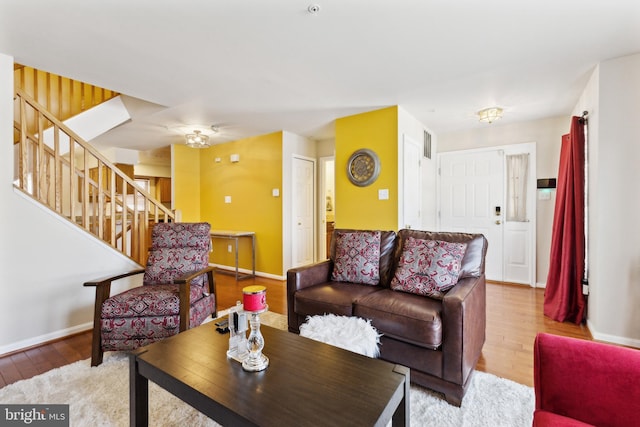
xmin=533 ymin=333 xmax=640 ymax=427
xmin=84 ymin=222 xmax=216 ymax=366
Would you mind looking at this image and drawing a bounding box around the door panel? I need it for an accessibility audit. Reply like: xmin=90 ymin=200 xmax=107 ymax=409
xmin=503 ymin=147 xmax=535 ymax=285
xmin=292 ymin=157 xmax=315 ymax=268
xmin=439 ymin=150 xmax=504 ymax=282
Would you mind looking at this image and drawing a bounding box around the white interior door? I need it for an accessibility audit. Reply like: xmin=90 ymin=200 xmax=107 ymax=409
xmin=502 ymin=144 xmax=536 ymax=286
xmin=402 ymin=135 xmax=422 ymax=229
xmin=292 ymin=156 xmax=315 ymax=268
xmin=439 ymin=149 xmax=505 ymax=281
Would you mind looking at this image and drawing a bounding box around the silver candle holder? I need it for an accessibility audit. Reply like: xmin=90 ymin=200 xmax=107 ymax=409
xmin=241 ymin=306 xmax=269 ymax=372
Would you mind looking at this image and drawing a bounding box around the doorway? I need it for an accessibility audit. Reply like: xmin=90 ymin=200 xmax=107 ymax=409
xmin=318 ymin=157 xmax=335 ymax=260
xmin=438 ymin=143 xmax=536 ymax=286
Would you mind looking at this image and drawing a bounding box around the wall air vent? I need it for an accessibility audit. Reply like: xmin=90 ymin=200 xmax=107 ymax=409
xmin=423 ymin=130 xmax=432 ymax=159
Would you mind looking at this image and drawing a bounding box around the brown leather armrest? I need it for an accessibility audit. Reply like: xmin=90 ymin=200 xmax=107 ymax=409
xmin=286 ymin=260 xmax=332 ymax=332
xmin=287 ymin=260 xmax=332 ymax=292
xmin=441 ymin=274 xmax=486 ymax=385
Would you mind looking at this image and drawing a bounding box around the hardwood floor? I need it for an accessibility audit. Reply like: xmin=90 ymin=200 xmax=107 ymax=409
xmin=0 ymin=277 xmax=590 ymax=389
xmin=478 ymin=281 xmax=590 ymax=386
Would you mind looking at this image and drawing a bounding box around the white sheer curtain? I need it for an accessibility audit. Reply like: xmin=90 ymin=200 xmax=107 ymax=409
xmin=506 ymin=154 xmax=529 ymax=222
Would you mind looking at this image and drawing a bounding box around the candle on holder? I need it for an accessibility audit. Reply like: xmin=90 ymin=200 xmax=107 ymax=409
xmin=242 ymin=285 xmax=267 ymax=312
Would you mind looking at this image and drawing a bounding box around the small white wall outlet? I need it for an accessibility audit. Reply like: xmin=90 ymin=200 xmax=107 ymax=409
xmin=215 ymin=157 xmax=221 ymax=163
xmin=272 ymin=188 xmax=280 ymax=197
xmin=378 ymin=189 xmax=389 ymax=200
xmin=224 ymin=196 xmax=232 ymax=203
xmin=230 ymin=154 xmax=240 ymax=163
xmin=228 ymin=244 xmax=233 ymax=253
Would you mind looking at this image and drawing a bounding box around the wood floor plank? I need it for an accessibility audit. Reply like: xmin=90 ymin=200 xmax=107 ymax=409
xmin=24 ymin=347 xmax=57 ymax=376
xmin=0 ymin=357 xmax=21 ymax=387
xmin=8 ymin=352 xmax=39 ymax=384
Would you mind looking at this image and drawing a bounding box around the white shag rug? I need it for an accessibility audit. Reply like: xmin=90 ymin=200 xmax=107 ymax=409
xmin=0 ymin=313 xmax=534 ymax=426
xmin=300 ymin=314 xmax=382 ymax=358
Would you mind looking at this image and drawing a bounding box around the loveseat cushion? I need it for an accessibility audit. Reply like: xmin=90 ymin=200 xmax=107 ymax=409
xmin=391 ymin=237 xmax=467 ymax=299
xmin=294 ymin=282 xmax=384 ymax=317
xmin=396 ymin=230 xmax=487 ymax=279
xmin=354 ymin=288 xmax=443 ymax=349
xmin=330 ymin=229 xmax=397 ymax=287
xmin=331 ymin=230 xmax=381 ymax=285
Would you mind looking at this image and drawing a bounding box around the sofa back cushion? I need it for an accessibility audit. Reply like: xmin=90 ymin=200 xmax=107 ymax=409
xmin=395 ymin=230 xmax=488 ymax=279
xmin=331 ymin=229 xmax=397 ymax=286
xmin=390 ymin=237 xmax=467 ymax=298
xmin=331 ymin=230 xmax=381 ymax=285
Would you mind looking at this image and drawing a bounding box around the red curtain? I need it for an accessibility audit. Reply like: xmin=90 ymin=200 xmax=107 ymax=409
xmin=544 ymin=116 xmax=586 ymax=324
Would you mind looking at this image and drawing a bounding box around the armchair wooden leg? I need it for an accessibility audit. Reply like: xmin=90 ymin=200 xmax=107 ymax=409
xmin=208 ymin=269 xmax=217 ymax=318
xmin=90 ymin=326 xmax=104 ymax=367
xmin=90 ymin=284 xmax=111 ymax=367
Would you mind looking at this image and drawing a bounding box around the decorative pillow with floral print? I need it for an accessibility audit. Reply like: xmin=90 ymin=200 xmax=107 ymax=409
xmin=391 ymin=237 xmax=467 ymax=299
xmin=331 ymin=231 xmax=381 ymax=285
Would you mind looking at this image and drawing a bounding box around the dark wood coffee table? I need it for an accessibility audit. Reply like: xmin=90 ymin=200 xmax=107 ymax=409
xmin=130 ymin=320 xmax=409 ymax=426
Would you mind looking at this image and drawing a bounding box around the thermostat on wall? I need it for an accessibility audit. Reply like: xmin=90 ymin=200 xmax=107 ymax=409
xmin=537 ymin=178 xmax=556 ymax=189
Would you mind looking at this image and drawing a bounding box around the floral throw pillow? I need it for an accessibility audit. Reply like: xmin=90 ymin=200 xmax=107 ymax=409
xmin=391 ymin=237 xmax=467 ymax=299
xmin=331 ymin=231 xmax=381 ymax=285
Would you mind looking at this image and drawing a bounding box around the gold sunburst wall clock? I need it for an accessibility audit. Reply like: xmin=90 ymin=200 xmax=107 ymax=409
xmin=347 ymin=148 xmax=381 ymax=187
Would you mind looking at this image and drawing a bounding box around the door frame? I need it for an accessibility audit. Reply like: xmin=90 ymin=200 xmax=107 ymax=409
xmin=437 ymin=143 xmax=537 ymax=287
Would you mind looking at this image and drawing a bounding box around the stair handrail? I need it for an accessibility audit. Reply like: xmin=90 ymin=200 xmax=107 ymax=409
xmin=13 ymin=87 xmax=174 ymax=264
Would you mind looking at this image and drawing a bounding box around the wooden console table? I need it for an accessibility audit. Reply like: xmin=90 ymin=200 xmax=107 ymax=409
xmin=211 ymin=230 xmax=256 ymax=280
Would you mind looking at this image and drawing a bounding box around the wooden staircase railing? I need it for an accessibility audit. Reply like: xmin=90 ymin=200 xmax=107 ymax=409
xmin=14 ymin=64 xmax=119 ymax=142
xmin=13 ymin=87 xmax=174 ymax=265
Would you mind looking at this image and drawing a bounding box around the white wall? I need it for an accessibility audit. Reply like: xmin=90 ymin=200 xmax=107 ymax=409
xmin=579 ymin=53 xmax=640 ymax=347
xmin=398 ymin=106 xmax=438 ymax=230
xmin=438 ymin=116 xmax=569 ymax=286
xmin=0 ymin=53 xmax=140 ymax=355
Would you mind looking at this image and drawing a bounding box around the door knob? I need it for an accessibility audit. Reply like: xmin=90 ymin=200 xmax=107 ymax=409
xmin=495 ymin=220 xmax=502 ymax=225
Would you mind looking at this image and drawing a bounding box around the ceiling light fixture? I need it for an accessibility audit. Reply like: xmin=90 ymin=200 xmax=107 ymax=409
xmin=185 ymin=130 xmax=210 ymax=148
xmin=477 ymin=107 xmax=503 ymax=124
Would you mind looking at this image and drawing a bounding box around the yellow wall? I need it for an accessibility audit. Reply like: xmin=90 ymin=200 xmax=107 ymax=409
xmin=335 ymin=106 xmax=398 ymax=230
xmin=173 ymin=144 xmax=201 ymax=222
xmin=200 ymin=132 xmax=283 ymax=276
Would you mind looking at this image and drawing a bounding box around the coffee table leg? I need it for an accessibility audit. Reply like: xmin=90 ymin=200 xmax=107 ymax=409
xmin=392 ymin=365 xmax=410 ymax=427
xmin=130 ymin=355 xmax=149 ymax=427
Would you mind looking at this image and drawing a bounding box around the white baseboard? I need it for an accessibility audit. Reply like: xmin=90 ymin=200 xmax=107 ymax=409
xmin=587 ymin=320 xmax=640 ymax=348
xmin=211 ymin=263 xmax=285 ymax=281
xmin=0 ymin=322 xmax=93 ymax=357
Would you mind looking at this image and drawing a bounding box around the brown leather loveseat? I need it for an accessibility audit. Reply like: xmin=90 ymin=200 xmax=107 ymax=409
xmin=287 ymin=228 xmax=488 ymax=406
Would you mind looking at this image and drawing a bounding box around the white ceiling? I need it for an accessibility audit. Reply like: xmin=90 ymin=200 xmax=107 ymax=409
xmin=1 ymin=1 xmax=639 ymax=151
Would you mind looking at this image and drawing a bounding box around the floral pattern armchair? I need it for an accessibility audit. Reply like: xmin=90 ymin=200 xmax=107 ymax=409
xmin=84 ymin=222 xmax=216 ymax=366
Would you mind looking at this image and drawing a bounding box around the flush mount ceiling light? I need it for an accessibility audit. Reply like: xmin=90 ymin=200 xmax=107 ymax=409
xmin=477 ymin=107 xmax=503 ymax=124
xmin=185 ymin=130 xmax=210 ymax=148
